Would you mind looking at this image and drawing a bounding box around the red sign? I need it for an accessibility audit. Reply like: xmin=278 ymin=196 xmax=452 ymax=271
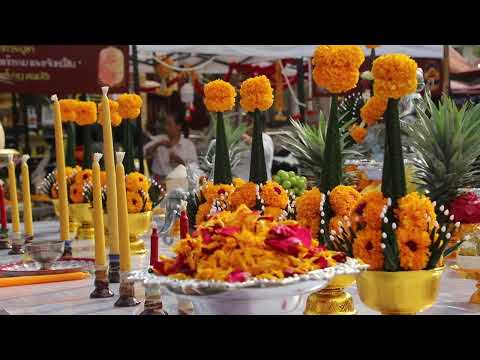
xmin=0 ymin=45 xmax=130 ymax=94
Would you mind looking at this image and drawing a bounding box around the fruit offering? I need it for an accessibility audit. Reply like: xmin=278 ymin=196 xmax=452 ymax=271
xmin=273 ymin=170 xmax=307 ymax=197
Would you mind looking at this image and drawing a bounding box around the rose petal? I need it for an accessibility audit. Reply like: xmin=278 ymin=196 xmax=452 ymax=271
xmin=201 ymin=228 xmax=213 ymax=244
xmin=315 ymin=256 xmax=329 ymax=269
xmin=228 ymin=270 xmax=250 ymax=283
xmin=265 ymin=238 xmax=302 ymax=256
xmin=214 ymin=226 xmax=240 ymax=237
xmin=332 ymin=253 xmax=347 ymax=263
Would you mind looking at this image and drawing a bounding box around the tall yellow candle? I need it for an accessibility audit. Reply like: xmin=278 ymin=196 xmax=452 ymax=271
xmin=51 ymin=94 xmax=70 ymax=241
xmin=100 ymin=87 xmax=119 ymax=255
xmin=115 ymin=152 xmax=131 ymax=272
xmin=92 ymin=153 xmax=106 ymax=267
xmin=21 ymin=155 xmax=33 ymax=237
xmin=7 ymin=155 xmax=20 ymax=234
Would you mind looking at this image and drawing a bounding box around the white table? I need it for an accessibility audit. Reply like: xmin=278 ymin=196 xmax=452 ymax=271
xmin=0 ymin=221 xmax=479 ymax=315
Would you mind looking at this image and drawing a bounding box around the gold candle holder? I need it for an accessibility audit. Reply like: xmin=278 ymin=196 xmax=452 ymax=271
xmin=114 ymin=272 xmax=140 ymax=307
xmin=69 ymin=203 xmax=95 ymax=240
xmin=90 ymin=265 xmax=114 ymax=299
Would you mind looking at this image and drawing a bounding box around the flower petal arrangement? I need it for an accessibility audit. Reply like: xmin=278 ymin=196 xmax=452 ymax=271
xmin=239 ymin=75 xmax=274 ymax=113
xmin=203 ymin=79 xmax=237 ymax=113
xmin=372 ymin=54 xmax=418 ymax=99
xmin=117 ymin=93 xmax=143 ymax=119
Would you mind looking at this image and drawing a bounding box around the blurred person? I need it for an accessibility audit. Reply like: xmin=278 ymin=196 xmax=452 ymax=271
xmin=143 ymin=110 xmax=198 ymax=183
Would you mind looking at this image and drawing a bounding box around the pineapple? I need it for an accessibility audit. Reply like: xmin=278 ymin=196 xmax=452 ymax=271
xmin=407 ymin=93 xmax=480 ymax=206
xmin=278 ymin=111 xmax=359 ymax=188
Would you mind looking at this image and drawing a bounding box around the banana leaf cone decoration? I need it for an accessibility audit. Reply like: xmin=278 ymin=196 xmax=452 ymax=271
xmin=214 ymin=112 xmax=233 ymax=185
xmin=249 ymin=109 xmax=268 ymax=185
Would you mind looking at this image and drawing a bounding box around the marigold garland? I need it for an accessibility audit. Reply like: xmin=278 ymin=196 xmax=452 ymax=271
xmin=239 ymin=75 xmax=274 ymax=112
xmin=261 ymin=181 xmax=289 ymax=208
xmin=228 ymin=182 xmax=258 ymax=210
xmin=98 ymin=99 xmax=122 ymax=127
xmin=196 ymin=202 xmax=213 ymax=226
xmin=395 ymin=192 xmax=436 ymax=232
xmin=296 ymin=187 xmax=323 ymax=220
xmin=232 ymin=177 xmax=246 ymax=188
xmin=396 ymin=227 xmax=431 ymax=270
xmin=359 ymin=95 xmax=388 ymax=126
xmin=126 ymin=190 xmax=144 ymax=213
xmin=349 ymin=124 xmax=367 ymax=144
xmin=201 ymin=182 xmax=235 ymax=203
xmin=69 ymin=182 xmax=85 ymax=204
xmin=372 ymin=54 xmax=418 ymax=99
xmin=74 ymin=169 xmax=93 ymax=185
xmin=203 ymin=79 xmax=236 ymax=112
xmin=353 ymin=191 xmax=387 ymax=230
xmin=353 ymin=228 xmax=384 ymax=270
xmin=59 ymin=99 xmax=79 ymax=122
xmin=125 ymin=172 xmax=150 ymax=193
xmin=117 ymin=93 xmax=143 ymax=119
xmin=329 ymin=185 xmax=361 ymax=217
xmin=74 ymin=101 xmax=97 ymax=126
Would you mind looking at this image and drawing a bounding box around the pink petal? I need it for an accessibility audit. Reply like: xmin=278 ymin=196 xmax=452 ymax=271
xmin=228 ymin=270 xmax=250 ymax=283
xmin=265 ymin=238 xmax=301 ymax=256
xmin=201 ymin=228 xmax=213 ymax=244
xmin=315 ymin=256 xmax=329 ymax=269
xmin=214 ymin=226 xmax=240 ymax=237
xmin=332 ymin=253 xmax=347 ymax=263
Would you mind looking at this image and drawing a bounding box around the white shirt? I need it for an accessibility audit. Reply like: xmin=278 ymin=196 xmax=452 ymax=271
xmin=232 ymin=133 xmax=274 ymax=181
xmin=143 ymin=135 xmax=198 ymax=178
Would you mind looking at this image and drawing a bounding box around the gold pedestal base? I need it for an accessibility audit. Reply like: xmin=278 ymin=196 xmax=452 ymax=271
xmin=304 ymin=275 xmax=356 ymax=315
xmin=76 ymin=225 xmax=95 ymax=240
xmin=130 ymin=237 xmax=147 ymax=256
xmin=450 ymin=265 xmax=480 ymax=305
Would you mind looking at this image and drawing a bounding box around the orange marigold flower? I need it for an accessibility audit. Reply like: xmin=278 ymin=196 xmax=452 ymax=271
xmin=312 ymin=45 xmax=365 ymax=93
xmin=203 ymin=79 xmax=236 ymax=112
xmin=100 ymin=171 xmax=107 ymax=186
xmin=353 ymin=191 xmax=387 ymax=230
xmin=98 ymin=99 xmax=122 ymax=127
xmin=126 ymin=190 xmax=144 ymax=213
xmin=239 ymin=75 xmax=274 ymax=112
xmin=117 ymin=93 xmax=143 ymax=120
xmin=329 ymin=185 xmax=361 ymax=217
xmin=372 ymin=54 xmax=418 ymax=99
xmin=64 ymin=166 xmax=79 ymax=179
xmin=360 ymin=95 xmax=388 ymax=126
xmin=261 ymin=181 xmax=289 ymax=209
xmin=263 ymin=206 xmax=284 ymax=220
xmin=353 ymin=228 xmax=384 ymax=270
xmin=296 ymin=187 xmax=323 ymax=220
xmin=196 ymin=202 xmax=213 ymax=226
xmin=396 ymin=227 xmax=431 ymax=270
xmin=298 ymin=217 xmax=321 ymax=239
xmin=74 ymin=169 xmax=93 ymax=185
xmin=201 ymin=182 xmax=235 ymax=203
xmin=59 ymin=99 xmax=79 ymax=122
xmin=228 ymin=182 xmax=257 ymax=209
xmin=125 ymin=172 xmax=149 ymax=193
xmin=395 ymin=192 xmax=436 ymax=231
xmin=69 ymin=182 xmax=85 ymax=203
xmin=50 ymin=182 xmax=59 ymax=199
xmin=349 ymin=124 xmax=367 ymax=144
xmin=74 ymin=101 xmax=97 ymax=126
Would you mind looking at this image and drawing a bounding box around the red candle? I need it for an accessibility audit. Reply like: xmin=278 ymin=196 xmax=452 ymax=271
xmin=150 ymin=222 xmax=159 ymax=268
xmin=0 ymin=181 xmax=7 ymax=230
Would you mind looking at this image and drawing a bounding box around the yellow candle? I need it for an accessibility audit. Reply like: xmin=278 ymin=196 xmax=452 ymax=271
xmin=92 ymin=153 xmax=106 ymax=267
xmin=51 ymin=94 xmax=70 ymax=241
xmin=7 ymin=155 xmax=20 ymax=233
xmin=115 ymin=152 xmax=131 ymax=272
xmin=21 ymin=155 xmax=33 ymax=237
xmin=100 ymin=87 xmax=119 ymax=255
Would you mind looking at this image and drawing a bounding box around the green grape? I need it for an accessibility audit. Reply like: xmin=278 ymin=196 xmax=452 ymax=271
xmin=290 ymin=177 xmax=298 ymax=187
xmin=278 ymin=170 xmax=287 ymax=178
xmin=288 ymin=171 xmax=296 ymax=178
xmin=300 ymin=176 xmax=307 ymax=184
xmin=282 ymin=180 xmax=292 ymax=189
xmin=273 ymin=175 xmax=281 ymax=183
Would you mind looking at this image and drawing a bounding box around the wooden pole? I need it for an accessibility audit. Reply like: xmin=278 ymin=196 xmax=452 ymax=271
xmin=442 ymin=45 xmax=450 ymax=96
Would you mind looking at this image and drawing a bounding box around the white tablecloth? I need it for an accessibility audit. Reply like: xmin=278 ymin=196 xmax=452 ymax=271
xmin=0 ymin=221 xmax=479 ymax=315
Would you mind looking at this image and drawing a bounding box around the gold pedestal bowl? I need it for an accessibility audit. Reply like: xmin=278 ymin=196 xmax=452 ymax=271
xmin=304 ymin=274 xmax=357 ymax=315
xmin=450 ymin=265 xmax=480 ymax=304
xmin=69 ymin=203 xmax=95 ymax=240
xmin=356 ymin=267 xmax=444 ymax=315
xmin=51 ymin=199 xmax=80 ymax=236
xmin=105 ymin=211 xmax=151 ymax=256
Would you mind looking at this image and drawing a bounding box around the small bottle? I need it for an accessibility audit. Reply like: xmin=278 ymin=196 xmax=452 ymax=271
xmin=180 ymin=200 xmax=189 ymax=240
xmin=149 ymin=221 xmax=159 ymax=272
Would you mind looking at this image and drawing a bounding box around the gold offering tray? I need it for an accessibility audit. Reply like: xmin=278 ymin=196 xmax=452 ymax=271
xmin=450 ymin=265 xmax=480 ymax=304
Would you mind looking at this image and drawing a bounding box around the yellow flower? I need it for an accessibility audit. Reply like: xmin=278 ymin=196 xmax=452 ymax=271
xmin=395 ymin=192 xmax=436 ymax=232
xmin=353 ymin=191 xmax=387 ymax=230
xmin=201 ymin=182 xmax=235 ymax=203
xmin=65 ymin=166 xmax=79 ymax=179
xmin=98 ymin=99 xmax=122 ymax=127
xmin=261 ymin=181 xmax=289 ymax=209
xmin=372 ymin=54 xmax=418 ymax=99
xmin=329 ymin=185 xmax=361 ymax=217
xmin=69 ymin=182 xmax=85 ymax=203
xmin=353 ymin=228 xmax=384 ymax=270
xmin=298 ymin=217 xmax=320 ymax=240
xmin=239 ymin=75 xmax=274 ymax=112
xmin=127 ymin=191 xmax=144 ymax=213
xmin=228 ymin=182 xmax=258 ymax=210
xmin=59 ymin=99 xmax=79 ymax=122
xmin=349 ymin=124 xmax=367 ymax=144
xmin=74 ymin=169 xmax=93 ymax=185
xmin=396 ymin=227 xmax=431 ymax=270
xmin=196 ymin=202 xmax=213 ymax=226
xmin=360 ymin=95 xmax=388 ymax=126
xmin=117 ymin=93 xmax=143 ymax=119
xmin=203 ymin=79 xmax=236 ymax=112
xmin=74 ymin=101 xmax=97 ymax=126
xmin=125 ymin=172 xmax=149 ymax=193
xmin=100 ymin=171 xmax=107 ymax=186
xmin=312 ymin=45 xmax=365 ymax=93
xmin=296 ymin=187 xmax=323 ymax=220
xmin=233 ymin=177 xmax=246 ymax=188
xmin=263 ymin=206 xmax=283 ymax=220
